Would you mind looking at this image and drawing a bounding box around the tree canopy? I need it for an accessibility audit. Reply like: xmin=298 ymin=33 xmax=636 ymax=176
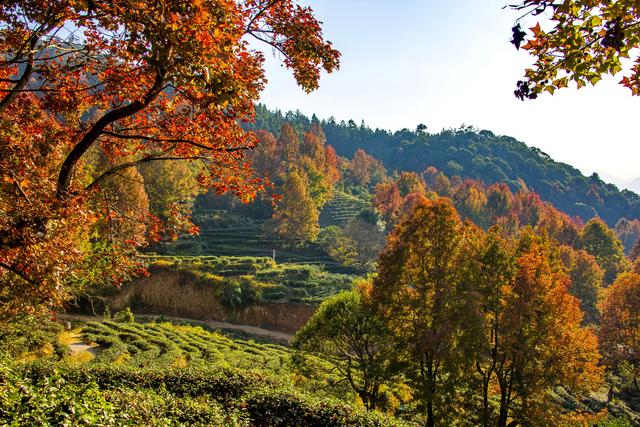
xmin=0 ymin=0 xmax=339 ymax=317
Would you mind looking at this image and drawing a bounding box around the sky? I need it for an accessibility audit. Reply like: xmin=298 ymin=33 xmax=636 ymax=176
xmin=256 ymin=0 xmax=640 ymax=185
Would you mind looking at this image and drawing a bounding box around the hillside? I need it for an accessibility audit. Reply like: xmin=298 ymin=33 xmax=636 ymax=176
xmin=248 ymin=105 xmax=640 ymax=226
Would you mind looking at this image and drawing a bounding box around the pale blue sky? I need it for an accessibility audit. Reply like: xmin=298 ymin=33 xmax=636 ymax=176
xmin=256 ymin=0 xmax=640 ymax=183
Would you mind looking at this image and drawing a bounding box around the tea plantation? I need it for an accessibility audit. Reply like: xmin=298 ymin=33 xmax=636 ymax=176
xmin=0 ymin=316 xmax=412 ymax=426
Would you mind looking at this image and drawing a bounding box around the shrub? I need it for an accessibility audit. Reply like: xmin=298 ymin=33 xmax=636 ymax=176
xmin=114 ymin=308 xmax=134 ymax=323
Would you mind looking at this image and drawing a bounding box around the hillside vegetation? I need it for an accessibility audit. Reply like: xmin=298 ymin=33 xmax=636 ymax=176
xmin=248 ymin=105 xmax=640 ymax=226
xmin=0 ymin=316 xmax=408 ymax=426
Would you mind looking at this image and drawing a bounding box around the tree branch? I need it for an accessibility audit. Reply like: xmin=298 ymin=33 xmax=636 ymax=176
xmin=85 ymin=155 xmax=207 ymax=191
xmin=0 ymin=34 xmax=38 ymax=113
xmin=99 ymin=130 xmax=256 ymax=152
xmin=0 ymin=262 xmax=38 ymax=287
xmin=56 ymin=70 xmax=166 ymax=197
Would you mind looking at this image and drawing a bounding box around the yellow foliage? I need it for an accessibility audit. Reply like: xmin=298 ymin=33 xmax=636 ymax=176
xmin=66 ymin=350 xmax=95 ymax=364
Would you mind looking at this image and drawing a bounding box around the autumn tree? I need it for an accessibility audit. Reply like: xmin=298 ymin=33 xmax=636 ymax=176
xmin=97 ymin=166 xmax=151 ymax=247
xmin=486 ymin=183 xmax=514 ymax=219
xmin=536 ymin=207 xmax=582 ymax=248
xmin=395 ymin=172 xmax=426 ymax=198
xmin=249 ymin=130 xmax=280 ymax=182
xmin=510 ymin=1 xmax=640 ymax=99
xmin=489 ymin=233 xmax=602 ymax=425
xmin=582 ymin=218 xmax=627 ymax=284
xmin=452 ymin=180 xmax=489 ymax=227
xmin=292 ymin=289 xmax=402 ymax=411
xmin=632 ymin=237 xmax=640 ymax=262
xmin=347 ymin=149 xmax=386 ymax=188
xmin=277 ymin=122 xmax=300 ymax=164
xmin=422 ymin=167 xmax=451 ymax=196
xmin=372 ymin=198 xmax=481 ymax=426
xmin=372 ymin=181 xmax=402 ymax=226
xmin=559 ymin=247 xmax=604 ymax=325
xmin=0 ymin=0 xmax=339 ymax=316
xmin=272 ymin=168 xmax=319 ymax=245
xmin=300 ymin=127 xmax=326 ymax=166
xmin=397 ymin=191 xmax=430 ymax=222
xmin=600 ymin=272 xmax=640 ymax=393
xmin=515 ymin=191 xmax=545 ymax=227
xmin=323 ymin=145 xmax=341 ymax=186
xmin=472 ymin=227 xmax=517 ymax=427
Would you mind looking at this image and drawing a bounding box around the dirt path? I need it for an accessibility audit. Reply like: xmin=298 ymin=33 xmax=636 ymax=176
xmin=57 ymin=313 xmax=293 ymax=342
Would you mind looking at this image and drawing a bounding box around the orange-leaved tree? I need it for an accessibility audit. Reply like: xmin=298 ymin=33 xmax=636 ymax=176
xmin=486 ymin=232 xmax=602 ymax=426
xmin=372 ymin=197 xmax=482 ymax=426
xmin=600 ymin=271 xmax=640 ymax=393
xmin=0 ymin=0 xmax=339 ymax=317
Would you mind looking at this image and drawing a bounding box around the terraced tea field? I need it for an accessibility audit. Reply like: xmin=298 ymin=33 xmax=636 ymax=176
xmin=82 ymin=321 xmax=299 ymax=373
xmin=141 ymin=255 xmax=355 ymax=305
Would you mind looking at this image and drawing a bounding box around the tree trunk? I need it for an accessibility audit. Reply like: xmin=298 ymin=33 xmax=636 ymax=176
xmin=498 ymin=386 xmax=508 ymax=427
xmin=482 ymin=376 xmax=490 ymax=427
xmin=426 ymin=400 xmax=434 ymax=427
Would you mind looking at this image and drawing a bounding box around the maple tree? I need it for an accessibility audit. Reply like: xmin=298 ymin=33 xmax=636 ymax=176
xmin=0 ymin=0 xmax=339 ymax=317
xmin=511 ymin=1 xmax=640 ymax=99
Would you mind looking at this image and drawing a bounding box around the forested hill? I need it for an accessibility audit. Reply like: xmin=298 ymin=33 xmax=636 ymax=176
xmin=248 ymin=104 xmax=640 ymax=226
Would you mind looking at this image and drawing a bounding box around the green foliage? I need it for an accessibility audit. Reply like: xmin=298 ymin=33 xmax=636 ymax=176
xmin=0 ymin=316 xmax=410 ymax=426
xmin=0 ymin=315 xmax=67 ymax=359
xmin=0 ymin=360 xmax=407 ymax=427
xmin=114 ymin=307 xmax=135 ymax=323
xmin=293 ymin=291 xmax=404 ymax=411
xmin=140 ymin=255 xmax=354 ymax=306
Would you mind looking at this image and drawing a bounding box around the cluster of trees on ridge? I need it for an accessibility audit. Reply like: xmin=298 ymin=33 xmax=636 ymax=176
xmin=247 ymin=104 xmax=640 ymax=227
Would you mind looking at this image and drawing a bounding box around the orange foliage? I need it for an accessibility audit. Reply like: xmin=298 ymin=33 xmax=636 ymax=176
xmin=0 ymin=0 xmax=339 ymax=316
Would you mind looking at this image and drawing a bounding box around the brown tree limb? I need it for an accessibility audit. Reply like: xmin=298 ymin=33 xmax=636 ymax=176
xmin=56 ymin=70 xmax=166 ymax=197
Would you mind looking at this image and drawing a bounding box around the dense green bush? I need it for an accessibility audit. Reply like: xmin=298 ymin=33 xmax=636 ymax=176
xmin=0 ymin=315 xmax=68 ymax=359
xmin=3 ymin=361 xmax=409 ymax=427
